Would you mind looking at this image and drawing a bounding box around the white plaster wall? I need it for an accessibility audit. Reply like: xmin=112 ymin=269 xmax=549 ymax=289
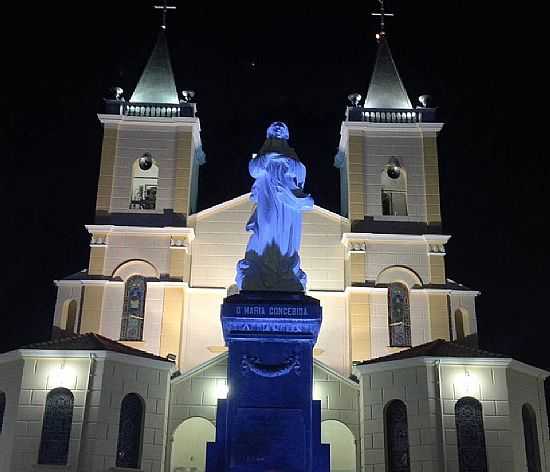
xmin=0 ymin=358 xmax=24 ymax=472
xmin=369 ymin=290 xmax=431 ymax=360
xmin=365 ymin=241 xmax=430 ymax=284
xmin=363 ymin=130 xmax=427 ymax=219
xmin=313 ymin=292 xmax=350 ymax=377
xmin=81 ymin=358 xmax=171 ymax=472
xmin=180 ymin=290 xmax=226 ymax=373
xmin=111 ymin=125 xmax=177 ymax=213
xmin=357 ymin=364 xmax=440 ymax=472
xmin=54 ymin=285 xmax=82 ymax=328
xmin=440 ymin=364 xmax=514 ymax=471
xmin=507 ymin=368 xmax=549 ymax=472
xmin=10 ymin=356 xmax=90 ymax=471
xmin=104 ymin=234 xmax=171 ymax=277
xmin=190 ymin=197 xmax=346 ymax=291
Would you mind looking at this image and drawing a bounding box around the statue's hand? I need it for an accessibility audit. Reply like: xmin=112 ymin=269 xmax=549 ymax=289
xmin=275 ymin=185 xmax=314 ymax=211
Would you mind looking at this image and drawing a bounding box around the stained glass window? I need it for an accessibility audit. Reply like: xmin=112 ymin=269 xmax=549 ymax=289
xmin=0 ymin=391 xmax=6 ymax=433
xmin=121 ymin=276 xmax=146 ymax=341
xmin=385 ymin=400 xmax=410 ymax=472
xmin=455 ymin=397 xmax=488 ymax=472
xmin=388 ymin=283 xmax=411 ymax=347
xmin=116 ymin=393 xmax=145 ymax=468
xmin=38 ymin=388 xmax=74 ymax=465
xmin=522 ymin=404 xmax=542 ymax=472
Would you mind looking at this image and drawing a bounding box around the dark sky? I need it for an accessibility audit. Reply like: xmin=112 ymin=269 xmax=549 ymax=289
xmin=5 ymin=3 xmax=546 ymax=367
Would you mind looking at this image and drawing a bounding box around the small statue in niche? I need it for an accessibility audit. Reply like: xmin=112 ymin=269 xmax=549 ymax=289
xmin=236 ymin=122 xmax=314 ymax=291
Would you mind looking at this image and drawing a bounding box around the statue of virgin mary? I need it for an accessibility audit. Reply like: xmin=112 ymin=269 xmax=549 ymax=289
xmin=236 ymin=122 xmax=314 ymax=292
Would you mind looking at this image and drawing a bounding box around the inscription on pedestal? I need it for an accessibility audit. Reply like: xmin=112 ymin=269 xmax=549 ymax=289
xmin=231 ymin=408 xmax=306 ymax=471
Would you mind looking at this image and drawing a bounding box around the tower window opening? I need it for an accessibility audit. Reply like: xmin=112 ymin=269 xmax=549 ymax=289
xmin=130 ymin=154 xmax=159 ymax=210
xmin=381 ymin=158 xmax=407 ymax=216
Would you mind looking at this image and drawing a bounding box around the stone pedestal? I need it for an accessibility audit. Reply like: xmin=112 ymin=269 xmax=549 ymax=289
xmin=206 ymin=291 xmax=329 ymax=472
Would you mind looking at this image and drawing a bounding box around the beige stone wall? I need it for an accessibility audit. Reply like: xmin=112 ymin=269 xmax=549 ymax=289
xmin=428 ymin=293 xmax=450 ymax=341
xmin=169 ymin=248 xmax=188 ymax=280
xmin=110 ymin=125 xmax=177 ymax=213
xmin=174 ymin=129 xmax=193 ymax=214
xmin=429 ymin=254 xmax=446 ymax=284
xmin=350 ymin=291 xmax=371 ymax=362
xmin=96 ymin=126 xmax=119 ymax=212
xmin=53 ymin=286 xmax=82 ymax=329
xmin=80 ymin=285 xmax=105 ymax=334
xmin=347 ymin=134 xmax=366 ymax=221
xmin=160 ymin=288 xmax=185 ymax=359
xmin=365 ymin=241 xmax=430 ymax=284
xmin=363 ymin=130 xmax=426 ymax=219
xmin=423 ymin=135 xmax=442 ymax=224
xmin=88 ymin=246 xmax=106 ymax=276
xmin=350 ymin=252 xmax=366 ymax=284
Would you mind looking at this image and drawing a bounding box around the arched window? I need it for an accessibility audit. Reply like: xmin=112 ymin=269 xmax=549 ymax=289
xmin=388 ymin=282 xmax=411 ymax=347
xmin=38 ymin=388 xmax=74 ymax=465
xmin=65 ymin=300 xmax=78 ymax=333
xmin=381 ymin=158 xmax=407 ymax=216
xmin=116 ymin=393 xmax=145 ymax=468
xmin=522 ymin=403 xmax=542 ymax=472
xmin=120 ymin=276 xmax=146 ymax=341
xmin=0 ymin=390 xmax=6 ymax=433
xmin=385 ymin=400 xmax=410 ymax=472
xmin=130 ymin=154 xmax=159 ymax=210
xmin=455 ymin=309 xmax=465 ymax=341
xmin=455 ymin=397 xmax=488 ymax=472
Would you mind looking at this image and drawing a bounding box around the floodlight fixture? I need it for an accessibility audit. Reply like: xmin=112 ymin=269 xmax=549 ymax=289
xmin=139 ymin=152 xmax=154 ymax=171
xmin=418 ymin=94 xmax=432 ymax=108
xmin=180 ymin=90 xmax=196 ymax=103
xmin=347 ymin=93 xmax=362 ymax=107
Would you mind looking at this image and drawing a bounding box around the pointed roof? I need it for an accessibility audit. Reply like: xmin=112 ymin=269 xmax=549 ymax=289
xmin=356 ymin=339 xmax=506 ymax=366
xmin=22 ymin=332 xmax=172 ymax=362
xmin=364 ymin=37 xmax=412 ymax=109
xmin=130 ymin=31 xmax=179 ymax=104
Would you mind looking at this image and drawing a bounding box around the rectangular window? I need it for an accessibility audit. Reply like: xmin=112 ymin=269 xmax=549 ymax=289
xmin=381 ymin=190 xmax=408 ymax=216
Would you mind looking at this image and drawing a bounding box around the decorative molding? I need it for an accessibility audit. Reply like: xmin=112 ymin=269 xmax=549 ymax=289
xmin=241 ymin=354 xmax=301 ymax=378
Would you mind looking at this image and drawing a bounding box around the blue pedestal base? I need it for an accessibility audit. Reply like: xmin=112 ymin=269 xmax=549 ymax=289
xmin=205 ymin=291 xmax=329 ymax=472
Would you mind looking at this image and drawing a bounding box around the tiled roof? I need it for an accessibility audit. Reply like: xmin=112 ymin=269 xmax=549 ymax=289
xmin=356 ymin=339 xmax=507 ymax=366
xmin=22 ymin=332 xmax=172 ymax=363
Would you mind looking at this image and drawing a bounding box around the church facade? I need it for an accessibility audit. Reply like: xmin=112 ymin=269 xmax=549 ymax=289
xmin=1 ymin=25 xmax=549 ymax=472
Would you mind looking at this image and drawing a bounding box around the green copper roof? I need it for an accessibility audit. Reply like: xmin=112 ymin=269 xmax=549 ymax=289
xmin=364 ymin=37 xmax=412 ymax=109
xmin=130 ymin=31 xmax=179 ymax=104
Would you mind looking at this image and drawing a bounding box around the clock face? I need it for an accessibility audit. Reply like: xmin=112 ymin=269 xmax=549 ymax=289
xmin=138 ymin=152 xmax=153 ymax=171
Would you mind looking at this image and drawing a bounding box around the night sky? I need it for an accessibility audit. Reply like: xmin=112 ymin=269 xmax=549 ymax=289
xmin=5 ymin=3 xmax=545 ymax=367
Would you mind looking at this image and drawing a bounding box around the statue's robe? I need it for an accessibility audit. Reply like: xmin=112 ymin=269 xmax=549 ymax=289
xmin=236 ymin=140 xmax=313 ymax=291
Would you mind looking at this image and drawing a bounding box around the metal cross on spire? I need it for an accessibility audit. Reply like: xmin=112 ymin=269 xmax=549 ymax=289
xmin=154 ymin=0 xmax=176 ymax=30
xmin=371 ymin=0 xmax=394 ymax=37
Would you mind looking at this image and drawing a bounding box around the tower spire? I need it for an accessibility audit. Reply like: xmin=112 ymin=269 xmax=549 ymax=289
xmin=154 ymin=0 xmax=176 ymax=30
xmin=371 ymin=0 xmax=394 ymax=37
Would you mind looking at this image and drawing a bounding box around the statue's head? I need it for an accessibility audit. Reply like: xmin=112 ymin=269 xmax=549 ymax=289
xmin=266 ymin=122 xmax=290 ymax=141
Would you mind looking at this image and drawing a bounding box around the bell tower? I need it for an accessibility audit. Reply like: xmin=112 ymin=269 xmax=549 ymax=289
xmin=337 ymin=7 xmax=480 ymax=362
xmin=53 ymin=13 xmax=204 ymax=364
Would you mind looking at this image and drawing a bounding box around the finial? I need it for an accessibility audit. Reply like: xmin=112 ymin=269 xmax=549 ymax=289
xmin=154 ymin=0 xmax=176 ymax=30
xmin=371 ymin=0 xmax=394 ymax=38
